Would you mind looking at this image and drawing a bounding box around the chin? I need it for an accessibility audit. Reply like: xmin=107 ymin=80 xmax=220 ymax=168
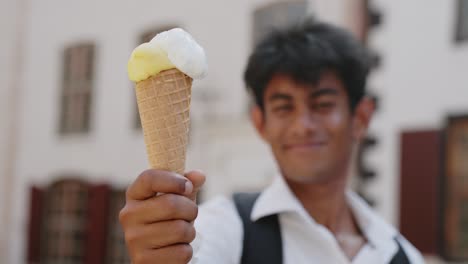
xmin=282 ymin=167 xmax=329 ymax=185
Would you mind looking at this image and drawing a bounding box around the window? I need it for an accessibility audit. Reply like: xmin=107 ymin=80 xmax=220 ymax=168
xmin=134 ymin=25 xmax=179 ymax=129
xmin=59 ymin=43 xmax=95 ymax=134
xmin=455 ymin=0 xmax=468 ymax=43
xmin=28 ymin=180 xmax=132 ymax=263
xmin=442 ymin=115 xmax=468 ymax=259
xmin=252 ymin=1 xmax=308 ymax=46
xmin=28 ymin=179 xmax=199 ymax=263
xmin=40 ymin=180 xmax=89 ymax=263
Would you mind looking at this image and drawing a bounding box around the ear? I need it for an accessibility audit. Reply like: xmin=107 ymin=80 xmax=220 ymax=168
xmin=352 ymin=96 xmax=375 ymax=141
xmin=250 ymin=105 xmax=267 ymax=141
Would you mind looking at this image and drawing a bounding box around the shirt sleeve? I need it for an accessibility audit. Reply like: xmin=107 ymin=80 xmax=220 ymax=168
xmin=189 ymin=196 xmax=243 ymax=264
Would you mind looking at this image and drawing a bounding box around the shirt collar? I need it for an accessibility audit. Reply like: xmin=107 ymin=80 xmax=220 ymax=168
xmin=346 ymin=191 xmax=398 ymax=249
xmin=251 ymin=174 xmax=307 ymax=221
xmin=251 ymin=174 xmax=398 ymax=250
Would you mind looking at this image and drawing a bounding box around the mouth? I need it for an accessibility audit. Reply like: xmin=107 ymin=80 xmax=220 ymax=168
xmin=284 ymin=142 xmax=326 ymax=152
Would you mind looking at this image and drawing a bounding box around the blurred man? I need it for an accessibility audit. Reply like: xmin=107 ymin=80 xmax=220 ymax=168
xmin=119 ymin=19 xmax=424 ymax=263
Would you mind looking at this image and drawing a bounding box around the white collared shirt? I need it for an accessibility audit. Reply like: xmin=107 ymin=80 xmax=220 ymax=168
xmin=191 ymin=175 xmax=425 ymax=264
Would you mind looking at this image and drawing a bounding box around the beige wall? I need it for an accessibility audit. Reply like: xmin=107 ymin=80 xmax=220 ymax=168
xmin=0 ymin=0 xmax=26 ymax=261
xmin=0 ymin=1 xmax=10 ymax=251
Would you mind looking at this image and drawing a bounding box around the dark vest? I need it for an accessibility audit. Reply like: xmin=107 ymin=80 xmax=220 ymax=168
xmin=233 ymin=192 xmax=410 ymax=264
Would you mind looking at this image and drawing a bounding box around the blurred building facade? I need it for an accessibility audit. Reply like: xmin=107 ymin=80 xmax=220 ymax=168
xmin=1 ymin=0 xmax=467 ymax=263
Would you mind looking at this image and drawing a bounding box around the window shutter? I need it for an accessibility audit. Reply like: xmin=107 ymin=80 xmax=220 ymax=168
xmin=27 ymin=186 xmax=44 ymax=264
xmin=400 ymin=130 xmax=442 ymax=255
xmin=85 ymin=184 xmax=111 ymax=264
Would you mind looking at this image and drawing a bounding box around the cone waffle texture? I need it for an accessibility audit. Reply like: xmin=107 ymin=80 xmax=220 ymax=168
xmin=135 ymin=68 xmax=192 ymax=174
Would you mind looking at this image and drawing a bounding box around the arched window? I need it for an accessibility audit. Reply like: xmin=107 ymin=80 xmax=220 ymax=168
xmin=40 ymin=179 xmax=89 ymax=263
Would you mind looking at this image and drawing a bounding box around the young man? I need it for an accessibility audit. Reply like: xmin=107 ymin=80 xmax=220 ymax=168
xmin=119 ymin=20 xmax=425 ymax=263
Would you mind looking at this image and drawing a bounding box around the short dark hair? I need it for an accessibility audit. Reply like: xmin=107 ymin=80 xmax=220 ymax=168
xmin=244 ymin=19 xmax=370 ymax=112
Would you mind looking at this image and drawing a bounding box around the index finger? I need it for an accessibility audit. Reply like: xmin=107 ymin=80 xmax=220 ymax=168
xmin=126 ymin=169 xmax=193 ymax=200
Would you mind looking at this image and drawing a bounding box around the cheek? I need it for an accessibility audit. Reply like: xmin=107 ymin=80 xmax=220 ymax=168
xmin=264 ymin=118 xmax=288 ymax=145
xmin=264 ymin=123 xmax=282 ymax=142
xmin=326 ymin=109 xmax=353 ymax=141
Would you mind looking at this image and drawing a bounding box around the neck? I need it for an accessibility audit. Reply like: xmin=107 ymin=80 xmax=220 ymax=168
xmin=285 ymin=175 xmax=358 ymax=235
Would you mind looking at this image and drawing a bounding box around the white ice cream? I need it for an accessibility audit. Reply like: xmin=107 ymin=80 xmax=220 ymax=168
xmin=150 ymin=28 xmax=208 ymax=80
xmin=127 ymin=28 xmax=207 ymax=82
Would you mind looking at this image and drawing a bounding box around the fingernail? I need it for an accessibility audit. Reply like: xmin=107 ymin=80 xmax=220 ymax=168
xmin=184 ymin=180 xmax=193 ymax=195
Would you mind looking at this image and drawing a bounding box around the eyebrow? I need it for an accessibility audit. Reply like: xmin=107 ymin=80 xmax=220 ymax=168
xmin=267 ymin=93 xmax=293 ymax=102
xmin=309 ymin=87 xmax=339 ymax=99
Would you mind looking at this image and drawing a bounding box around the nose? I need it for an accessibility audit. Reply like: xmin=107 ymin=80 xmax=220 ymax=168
xmin=290 ymin=108 xmax=318 ymax=136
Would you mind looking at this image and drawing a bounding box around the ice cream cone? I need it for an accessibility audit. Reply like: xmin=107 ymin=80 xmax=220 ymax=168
xmin=135 ymin=68 xmax=193 ymax=174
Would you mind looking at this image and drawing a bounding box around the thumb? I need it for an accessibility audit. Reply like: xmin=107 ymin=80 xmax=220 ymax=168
xmin=184 ymin=170 xmax=206 ymax=202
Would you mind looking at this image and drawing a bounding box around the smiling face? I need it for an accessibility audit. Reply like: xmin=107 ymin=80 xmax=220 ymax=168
xmin=252 ymin=71 xmax=372 ymax=185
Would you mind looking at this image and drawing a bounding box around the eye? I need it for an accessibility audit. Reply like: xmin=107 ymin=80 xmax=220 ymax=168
xmin=312 ymin=101 xmax=335 ymax=112
xmin=272 ymin=104 xmax=293 ymax=114
xmin=318 ymin=102 xmax=335 ymax=109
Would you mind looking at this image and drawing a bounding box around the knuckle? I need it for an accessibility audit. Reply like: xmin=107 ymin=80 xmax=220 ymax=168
xmin=137 ymin=170 xmax=153 ymax=186
xmin=163 ymin=194 xmax=180 ymax=213
xmin=132 ymin=251 xmax=149 ymax=264
xmin=163 ymin=195 xmax=198 ymax=221
xmin=124 ymin=229 xmax=140 ymax=247
xmin=118 ymin=205 xmax=130 ymax=225
xmin=177 ymin=179 xmax=187 ymax=193
xmin=188 ymin=203 xmax=198 ymax=221
xmin=178 ymin=244 xmax=193 ymax=263
xmin=172 ymin=220 xmax=195 ymax=243
xmin=172 ymin=220 xmax=189 ymax=239
xmin=172 ymin=219 xmax=186 ymax=232
xmin=124 ymin=231 xmax=134 ymax=245
xmin=125 ymin=186 xmax=131 ymax=199
xmin=186 ymin=225 xmax=196 ymax=243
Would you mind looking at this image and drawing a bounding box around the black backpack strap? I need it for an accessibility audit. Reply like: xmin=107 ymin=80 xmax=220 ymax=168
xmin=389 ymin=237 xmax=410 ymax=264
xmin=233 ymin=193 xmax=408 ymax=264
xmin=233 ymin=192 xmax=283 ymax=264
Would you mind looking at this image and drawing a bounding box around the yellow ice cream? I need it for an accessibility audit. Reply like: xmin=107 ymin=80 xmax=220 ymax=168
xmin=127 ymin=43 xmax=175 ymax=82
xmin=128 ymin=28 xmax=207 ymax=83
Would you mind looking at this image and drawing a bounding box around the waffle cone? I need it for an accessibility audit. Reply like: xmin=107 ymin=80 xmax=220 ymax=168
xmin=135 ymin=68 xmax=192 ymax=174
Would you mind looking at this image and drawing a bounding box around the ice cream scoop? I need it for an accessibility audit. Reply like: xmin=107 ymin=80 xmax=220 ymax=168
xmin=128 ymin=28 xmax=207 ymax=82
